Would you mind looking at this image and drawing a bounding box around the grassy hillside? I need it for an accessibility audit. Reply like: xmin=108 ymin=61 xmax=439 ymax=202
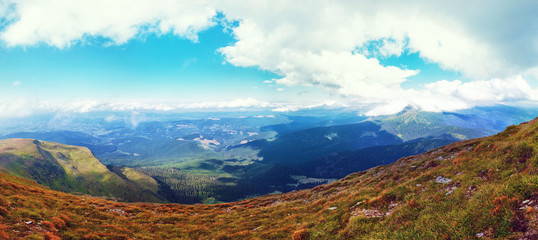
xmin=0 ymin=117 xmax=537 ymax=239
xmin=0 ymin=139 xmax=163 ymax=203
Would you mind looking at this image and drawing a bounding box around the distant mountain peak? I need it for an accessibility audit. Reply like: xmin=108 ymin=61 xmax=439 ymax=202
xmin=395 ymin=104 xmax=421 ymax=116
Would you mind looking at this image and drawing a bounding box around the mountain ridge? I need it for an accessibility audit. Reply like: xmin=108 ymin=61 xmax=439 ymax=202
xmin=0 ymin=138 xmax=164 ymax=203
xmin=0 ymin=117 xmax=536 ymax=239
xmin=1 ymin=106 xmax=536 ymax=203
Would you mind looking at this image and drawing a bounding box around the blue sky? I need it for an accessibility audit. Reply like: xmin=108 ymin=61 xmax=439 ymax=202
xmin=0 ymin=26 xmax=273 ymax=99
xmin=0 ymin=24 xmax=457 ymax=100
xmin=0 ymin=1 xmax=536 ymax=117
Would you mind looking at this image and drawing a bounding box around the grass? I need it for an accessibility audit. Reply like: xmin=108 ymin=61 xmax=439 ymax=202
xmin=0 ymin=118 xmax=537 ymax=239
xmin=120 ymin=167 xmax=160 ymax=192
xmin=0 ymin=139 xmax=164 ymax=203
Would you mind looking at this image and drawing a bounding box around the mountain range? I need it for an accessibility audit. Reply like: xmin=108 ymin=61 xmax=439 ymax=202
xmin=0 ymin=115 xmax=536 ymax=239
xmin=1 ymin=105 xmax=537 ymax=203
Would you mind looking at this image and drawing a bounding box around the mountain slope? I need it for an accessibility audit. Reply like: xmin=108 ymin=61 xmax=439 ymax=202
xmin=368 ymin=105 xmax=538 ymax=142
xmin=0 ymin=139 xmax=163 ymax=203
xmin=370 ymin=106 xmax=487 ymax=141
xmin=250 ymin=121 xmax=403 ymax=165
xmin=298 ymin=138 xmax=454 ymax=178
xmin=0 ymin=118 xmax=537 ymax=239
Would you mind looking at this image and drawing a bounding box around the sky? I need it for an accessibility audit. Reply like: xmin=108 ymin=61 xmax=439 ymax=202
xmin=0 ymin=0 xmax=537 ymax=118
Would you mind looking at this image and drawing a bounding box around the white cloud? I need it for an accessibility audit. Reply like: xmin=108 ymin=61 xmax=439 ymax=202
xmin=377 ymin=39 xmax=406 ymax=57
xmin=272 ymin=100 xmax=343 ymax=112
xmin=217 ymin=0 xmax=538 ymax=112
xmin=0 ymin=97 xmax=353 ymax=118
xmin=268 ymin=51 xmax=418 ymax=99
xmin=0 ymin=98 xmax=34 ymax=118
xmin=0 ymin=98 xmax=275 ymax=117
xmin=0 ymin=1 xmax=16 ymax=24
xmin=1 ymin=0 xmax=216 ymax=48
xmin=365 ymin=75 xmax=538 ymax=116
xmin=3 ymin=1 xmax=537 ymax=78
xmin=175 ymin=98 xmax=270 ymax=109
xmin=129 ymin=111 xmax=145 ymax=128
xmin=104 ymin=115 xmax=120 ymax=122
xmin=12 ymin=80 xmax=21 ymax=86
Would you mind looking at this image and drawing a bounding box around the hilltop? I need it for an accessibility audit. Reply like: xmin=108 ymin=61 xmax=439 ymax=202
xmin=0 ymin=139 xmax=163 ymax=203
xmin=0 ymin=117 xmax=537 ymax=239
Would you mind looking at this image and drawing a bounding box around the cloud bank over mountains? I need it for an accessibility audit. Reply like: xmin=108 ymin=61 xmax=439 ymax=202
xmin=1 ymin=0 xmax=537 ymax=116
xmin=0 ymin=98 xmax=347 ymax=119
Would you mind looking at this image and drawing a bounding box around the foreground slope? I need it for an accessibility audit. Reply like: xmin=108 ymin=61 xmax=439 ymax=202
xmin=0 ymin=139 xmax=163 ymax=203
xmin=0 ymin=118 xmax=537 ymax=239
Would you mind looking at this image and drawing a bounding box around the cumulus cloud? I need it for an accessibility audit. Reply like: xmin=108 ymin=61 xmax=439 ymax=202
xmin=1 ymin=0 xmax=216 ymax=48
xmin=217 ymin=0 xmax=538 ymax=112
xmin=219 ymin=1 xmax=495 ymax=78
